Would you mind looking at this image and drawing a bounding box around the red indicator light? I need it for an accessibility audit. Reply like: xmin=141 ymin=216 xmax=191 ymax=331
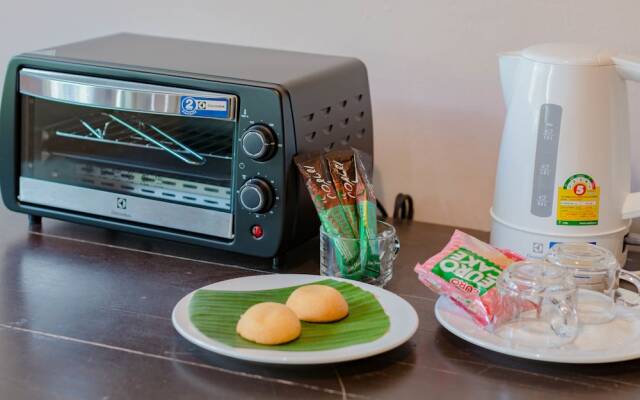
xmin=251 ymin=225 xmax=264 ymax=239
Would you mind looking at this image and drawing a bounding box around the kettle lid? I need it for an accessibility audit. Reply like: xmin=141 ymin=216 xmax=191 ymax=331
xmin=522 ymin=43 xmax=614 ymax=66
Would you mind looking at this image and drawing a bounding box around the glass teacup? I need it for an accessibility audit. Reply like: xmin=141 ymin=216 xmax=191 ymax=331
xmin=546 ymin=242 xmax=640 ymax=324
xmin=494 ymin=260 xmax=579 ymax=348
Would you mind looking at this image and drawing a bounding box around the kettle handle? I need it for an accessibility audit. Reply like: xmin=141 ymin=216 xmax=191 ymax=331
xmin=623 ymin=194 xmax=640 ymax=219
xmin=615 ymin=56 xmax=640 ymax=218
xmin=613 ymin=55 xmax=640 ymax=81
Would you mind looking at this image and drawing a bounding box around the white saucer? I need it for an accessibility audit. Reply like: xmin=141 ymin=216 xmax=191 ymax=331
xmin=172 ymin=274 xmax=419 ymax=365
xmin=434 ymin=294 xmax=640 ymax=364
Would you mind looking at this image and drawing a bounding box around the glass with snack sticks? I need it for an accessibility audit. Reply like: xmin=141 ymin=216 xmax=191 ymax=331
xmin=320 ymin=220 xmax=399 ymax=287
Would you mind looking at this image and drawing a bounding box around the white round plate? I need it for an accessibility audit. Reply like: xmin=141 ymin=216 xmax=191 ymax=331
xmin=434 ymin=294 xmax=640 ymax=364
xmin=172 ymin=274 xmax=419 ymax=365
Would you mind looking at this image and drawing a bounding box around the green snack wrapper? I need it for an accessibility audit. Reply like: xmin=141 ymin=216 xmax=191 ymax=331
xmin=353 ymin=149 xmax=381 ymax=278
xmin=295 ymin=153 xmax=362 ymax=278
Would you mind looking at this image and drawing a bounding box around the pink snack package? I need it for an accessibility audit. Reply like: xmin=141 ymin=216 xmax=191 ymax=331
xmin=414 ymin=230 xmax=524 ymax=328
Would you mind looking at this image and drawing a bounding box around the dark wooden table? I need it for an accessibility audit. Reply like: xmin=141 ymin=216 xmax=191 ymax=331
xmin=2 ymin=206 xmax=640 ymax=400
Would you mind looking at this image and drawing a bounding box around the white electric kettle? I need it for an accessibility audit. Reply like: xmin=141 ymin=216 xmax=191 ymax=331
xmin=490 ymin=43 xmax=640 ymax=262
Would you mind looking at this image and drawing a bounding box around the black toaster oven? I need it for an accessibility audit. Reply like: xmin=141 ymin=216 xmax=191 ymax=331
xmin=0 ymin=33 xmax=373 ymax=259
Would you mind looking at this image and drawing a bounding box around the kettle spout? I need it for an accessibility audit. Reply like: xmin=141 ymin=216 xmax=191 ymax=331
xmin=499 ymin=51 xmax=521 ymax=107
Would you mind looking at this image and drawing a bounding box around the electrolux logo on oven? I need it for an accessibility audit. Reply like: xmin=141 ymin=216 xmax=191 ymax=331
xmin=180 ymin=96 xmax=228 ymax=117
xmin=116 ymin=197 xmax=127 ymax=210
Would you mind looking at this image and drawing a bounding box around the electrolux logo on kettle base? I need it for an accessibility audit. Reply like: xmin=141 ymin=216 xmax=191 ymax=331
xmin=526 ymin=240 xmax=598 ymax=260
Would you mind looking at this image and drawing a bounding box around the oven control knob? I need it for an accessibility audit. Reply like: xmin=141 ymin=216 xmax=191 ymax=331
xmin=241 ymin=125 xmax=277 ymax=161
xmin=239 ymin=178 xmax=274 ymax=213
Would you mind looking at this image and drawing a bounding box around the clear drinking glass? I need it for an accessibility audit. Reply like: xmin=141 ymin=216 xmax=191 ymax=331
xmin=545 ymin=243 xmax=640 ymax=324
xmin=494 ymin=260 xmax=579 ymax=348
xmin=320 ymin=220 xmax=399 ymax=287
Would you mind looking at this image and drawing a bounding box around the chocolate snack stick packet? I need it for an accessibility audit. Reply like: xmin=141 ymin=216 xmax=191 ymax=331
xmin=353 ymin=149 xmax=381 ymax=278
xmin=294 ymin=153 xmax=362 ymax=278
xmin=325 ymin=150 xmax=359 ymax=236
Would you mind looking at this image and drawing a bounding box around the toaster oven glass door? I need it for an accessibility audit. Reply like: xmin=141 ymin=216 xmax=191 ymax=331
xmin=17 ymin=69 xmax=238 ymax=240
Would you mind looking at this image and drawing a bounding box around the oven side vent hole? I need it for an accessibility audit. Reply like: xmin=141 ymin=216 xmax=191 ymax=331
xmin=324 ymin=142 xmax=335 ymax=152
xmin=305 ymin=131 xmax=317 ymax=142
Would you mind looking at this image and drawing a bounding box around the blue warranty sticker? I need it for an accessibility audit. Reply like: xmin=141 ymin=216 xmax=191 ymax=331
xmin=180 ymin=96 xmax=229 ymax=118
xmin=549 ymin=241 xmax=596 ymax=248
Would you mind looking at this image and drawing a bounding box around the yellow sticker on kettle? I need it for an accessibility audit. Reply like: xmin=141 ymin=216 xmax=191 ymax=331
xmin=556 ymin=174 xmax=600 ymax=225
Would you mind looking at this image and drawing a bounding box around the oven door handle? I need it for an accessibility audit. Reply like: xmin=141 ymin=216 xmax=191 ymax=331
xmin=19 ymin=68 xmax=237 ymax=121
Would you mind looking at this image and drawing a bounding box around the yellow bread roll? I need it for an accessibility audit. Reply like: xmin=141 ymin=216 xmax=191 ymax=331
xmin=236 ymin=302 xmax=301 ymax=345
xmin=286 ymin=285 xmax=349 ymax=322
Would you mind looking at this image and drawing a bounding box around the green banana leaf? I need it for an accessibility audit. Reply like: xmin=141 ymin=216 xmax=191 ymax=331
xmin=189 ymin=279 xmax=390 ymax=351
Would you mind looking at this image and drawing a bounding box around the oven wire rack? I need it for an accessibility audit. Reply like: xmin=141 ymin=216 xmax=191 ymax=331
xmin=49 ymin=112 xmax=233 ymax=165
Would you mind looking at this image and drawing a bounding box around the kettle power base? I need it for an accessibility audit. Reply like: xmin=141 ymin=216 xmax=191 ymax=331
xmin=490 ymin=209 xmax=629 ymax=264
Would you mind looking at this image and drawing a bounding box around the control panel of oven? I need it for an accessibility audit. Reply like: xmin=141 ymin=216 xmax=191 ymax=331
xmin=232 ymin=88 xmax=284 ymax=251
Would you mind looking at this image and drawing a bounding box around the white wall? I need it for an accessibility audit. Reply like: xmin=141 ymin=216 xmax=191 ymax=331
xmin=2 ymin=0 xmax=640 ymax=231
